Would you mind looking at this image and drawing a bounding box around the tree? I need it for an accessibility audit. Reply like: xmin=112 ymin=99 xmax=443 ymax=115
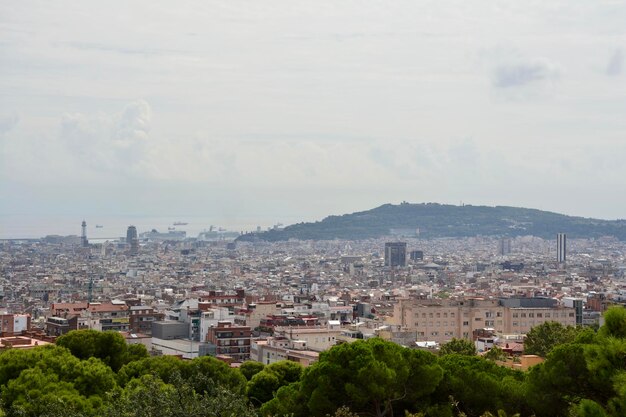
xmin=116 ymin=355 xmax=189 ymax=387
xmin=484 ymin=346 xmax=507 ymax=362
xmin=188 ymin=355 xmax=247 ymax=395
xmin=56 ymin=330 xmax=132 ymax=372
xmin=294 ymin=338 xmax=442 ymax=417
xmin=0 ymin=345 xmax=76 ymax=387
xmin=525 ymin=343 xmax=595 ymax=417
xmin=72 ymin=357 xmax=117 ymax=398
xmin=102 ymin=372 xmax=256 ymax=417
xmin=0 ymin=345 xmax=119 ymax=417
xmin=248 ymin=371 xmax=281 ymax=406
xmin=599 ymin=307 xmax=626 ymax=339
xmin=123 ymin=344 xmax=149 ymax=364
xmin=247 ymin=360 xmax=303 ymax=406
xmin=523 ymin=321 xmax=580 ymax=357
xmin=240 ymin=361 xmax=265 ymax=381
xmin=260 ymin=382 xmax=306 ymax=417
xmin=440 ymin=339 xmax=476 ymax=356
xmin=0 ymin=367 xmax=96 ymax=417
xmin=571 ymin=399 xmax=608 ymax=417
xmin=435 ymin=354 xmax=526 ymax=417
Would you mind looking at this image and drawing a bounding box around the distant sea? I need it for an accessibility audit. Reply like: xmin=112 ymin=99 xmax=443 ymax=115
xmin=0 ymin=214 xmax=281 ymax=240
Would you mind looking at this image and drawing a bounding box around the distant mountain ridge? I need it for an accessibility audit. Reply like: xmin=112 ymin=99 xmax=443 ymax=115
xmin=237 ymin=203 xmax=626 ymax=242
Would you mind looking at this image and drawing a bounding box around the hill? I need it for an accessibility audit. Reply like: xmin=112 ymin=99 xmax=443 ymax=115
xmin=237 ymin=202 xmax=626 ymax=241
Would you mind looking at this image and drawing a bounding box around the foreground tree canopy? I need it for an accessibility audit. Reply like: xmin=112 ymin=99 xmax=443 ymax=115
xmin=1 ymin=309 xmax=626 ymax=417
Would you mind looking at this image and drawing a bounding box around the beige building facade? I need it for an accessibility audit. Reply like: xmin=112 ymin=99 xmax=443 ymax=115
xmin=390 ymin=297 xmax=576 ymax=344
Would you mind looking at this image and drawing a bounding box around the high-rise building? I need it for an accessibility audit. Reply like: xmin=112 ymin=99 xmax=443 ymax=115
xmin=127 ymin=225 xmax=139 ymax=255
xmin=556 ymin=233 xmax=567 ymax=263
xmin=498 ymin=238 xmax=511 ymax=256
xmin=81 ymin=220 xmax=89 ymax=247
xmin=384 ymin=242 xmax=407 ymax=267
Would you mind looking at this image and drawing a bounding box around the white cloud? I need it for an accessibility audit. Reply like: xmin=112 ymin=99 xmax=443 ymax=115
xmin=58 ymin=100 xmax=151 ymax=174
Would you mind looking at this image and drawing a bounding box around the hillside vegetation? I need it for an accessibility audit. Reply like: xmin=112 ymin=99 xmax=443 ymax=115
xmin=238 ymin=203 xmax=626 ymax=241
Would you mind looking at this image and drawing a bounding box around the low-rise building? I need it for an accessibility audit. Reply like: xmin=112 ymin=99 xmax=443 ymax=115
xmin=251 ymin=337 xmax=319 ymax=366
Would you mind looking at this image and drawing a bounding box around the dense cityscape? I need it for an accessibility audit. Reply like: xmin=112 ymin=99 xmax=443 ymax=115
xmin=1 ymin=217 xmax=625 ymax=416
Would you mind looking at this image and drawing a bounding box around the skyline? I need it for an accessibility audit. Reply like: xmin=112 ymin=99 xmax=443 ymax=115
xmin=1 ymin=1 xmax=626 ymax=227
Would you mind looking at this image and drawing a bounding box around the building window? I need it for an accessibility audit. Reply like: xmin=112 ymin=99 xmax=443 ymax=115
xmin=513 ymin=322 xmax=518 ymax=326
xmin=529 ymin=313 xmax=534 ymax=318
xmin=512 ymin=313 xmax=519 ymax=318
xmin=463 ymin=321 xmax=469 ymax=326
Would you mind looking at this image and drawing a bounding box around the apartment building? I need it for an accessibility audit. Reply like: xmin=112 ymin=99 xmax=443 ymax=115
xmin=205 ymin=321 xmax=251 ymax=362
xmin=390 ymin=297 xmax=576 ymax=344
xmin=47 ymin=301 xmax=130 ymax=333
xmin=129 ymin=305 xmax=164 ymax=334
xmin=234 ymin=301 xmax=281 ymax=329
xmin=84 ymin=302 xmax=130 ymax=332
xmin=200 ymin=289 xmax=246 ymax=310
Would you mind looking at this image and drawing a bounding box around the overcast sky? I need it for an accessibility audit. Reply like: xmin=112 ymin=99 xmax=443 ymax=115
xmin=1 ymin=0 xmax=625 ymax=230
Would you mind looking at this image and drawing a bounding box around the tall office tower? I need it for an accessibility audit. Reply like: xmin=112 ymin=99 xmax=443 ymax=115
xmin=498 ymin=238 xmax=512 ymax=256
xmin=556 ymin=233 xmax=567 ymax=263
xmin=384 ymin=242 xmax=407 ymax=267
xmin=127 ymin=225 xmax=139 ymax=255
xmin=81 ymin=220 xmax=89 ymax=247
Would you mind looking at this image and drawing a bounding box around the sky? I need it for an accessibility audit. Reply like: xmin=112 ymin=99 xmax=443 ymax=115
xmin=1 ymin=0 xmax=626 ymax=235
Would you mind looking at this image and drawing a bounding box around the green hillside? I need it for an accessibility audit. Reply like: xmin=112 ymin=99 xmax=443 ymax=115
xmin=238 ymin=202 xmax=626 ymax=241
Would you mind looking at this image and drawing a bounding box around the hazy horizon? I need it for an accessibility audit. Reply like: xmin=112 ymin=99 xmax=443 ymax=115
xmin=2 ymin=1 xmax=625 ymax=230
xmin=1 ymin=201 xmax=623 ymax=240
